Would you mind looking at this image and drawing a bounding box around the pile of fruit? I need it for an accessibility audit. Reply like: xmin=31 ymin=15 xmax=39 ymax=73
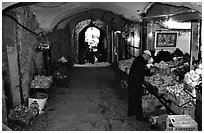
xmin=30 ymin=75 xmax=53 ymax=88
xmin=118 ymin=58 xmax=134 ymax=74
xmin=184 ymin=63 xmax=202 ymax=88
xmin=8 ymin=105 xmax=39 ymax=126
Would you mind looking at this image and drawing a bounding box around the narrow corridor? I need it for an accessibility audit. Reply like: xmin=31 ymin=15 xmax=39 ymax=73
xmin=25 ymin=64 xmax=153 ymax=131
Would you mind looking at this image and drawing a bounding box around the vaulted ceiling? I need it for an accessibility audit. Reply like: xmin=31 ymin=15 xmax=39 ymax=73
xmin=2 ymin=2 xmax=202 ymax=32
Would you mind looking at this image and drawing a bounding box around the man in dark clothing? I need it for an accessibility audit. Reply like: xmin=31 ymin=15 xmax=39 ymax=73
xmin=128 ymin=50 xmax=152 ymax=121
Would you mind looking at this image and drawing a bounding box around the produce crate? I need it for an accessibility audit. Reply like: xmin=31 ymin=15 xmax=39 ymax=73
xmin=166 ymin=89 xmax=194 ymax=106
xmin=166 ymin=115 xmax=198 ymax=131
xmin=170 ymin=102 xmax=195 ymax=119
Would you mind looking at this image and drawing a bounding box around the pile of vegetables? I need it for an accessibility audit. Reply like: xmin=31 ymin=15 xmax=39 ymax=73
xmin=145 ymin=74 xmax=177 ymax=88
xmin=8 ymin=105 xmax=39 ymax=126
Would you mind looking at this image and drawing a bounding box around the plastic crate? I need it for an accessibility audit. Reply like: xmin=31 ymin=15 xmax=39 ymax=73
xmin=170 ymin=102 xmax=195 ymax=119
xmin=166 ymin=115 xmax=198 ymax=131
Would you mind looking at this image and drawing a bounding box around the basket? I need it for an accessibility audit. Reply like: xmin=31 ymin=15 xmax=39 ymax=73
xmin=166 ymin=115 xmax=198 ymax=131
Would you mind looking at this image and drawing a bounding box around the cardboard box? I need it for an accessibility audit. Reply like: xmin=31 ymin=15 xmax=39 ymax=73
xmin=166 ymin=115 xmax=198 ymax=131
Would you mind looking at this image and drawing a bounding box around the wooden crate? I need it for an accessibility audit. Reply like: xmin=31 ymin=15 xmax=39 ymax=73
xmin=166 ymin=115 xmax=198 ymax=131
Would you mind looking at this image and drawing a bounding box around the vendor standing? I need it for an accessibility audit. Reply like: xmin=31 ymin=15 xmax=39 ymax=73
xmin=128 ymin=50 xmax=152 ymax=121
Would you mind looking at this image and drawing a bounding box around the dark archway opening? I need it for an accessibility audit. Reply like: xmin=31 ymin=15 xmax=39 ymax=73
xmin=78 ymin=24 xmax=106 ymax=64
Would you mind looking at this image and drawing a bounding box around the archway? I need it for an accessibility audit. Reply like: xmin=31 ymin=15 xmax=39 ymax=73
xmin=78 ymin=24 xmax=106 ymax=64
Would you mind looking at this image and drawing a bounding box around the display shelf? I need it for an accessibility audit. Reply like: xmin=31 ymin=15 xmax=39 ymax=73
xmin=117 ymin=66 xmax=198 ymax=118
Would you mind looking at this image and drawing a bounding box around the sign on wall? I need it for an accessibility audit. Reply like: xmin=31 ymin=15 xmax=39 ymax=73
xmin=155 ymin=32 xmax=177 ymax=48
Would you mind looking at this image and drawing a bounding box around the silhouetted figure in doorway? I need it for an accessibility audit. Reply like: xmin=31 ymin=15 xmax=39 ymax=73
xmin=87 ymin=49 xmax=95 ymax=64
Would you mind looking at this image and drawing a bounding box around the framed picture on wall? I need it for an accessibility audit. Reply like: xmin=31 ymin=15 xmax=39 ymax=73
xmin=155 ymin=32 xmax=177 ymax=48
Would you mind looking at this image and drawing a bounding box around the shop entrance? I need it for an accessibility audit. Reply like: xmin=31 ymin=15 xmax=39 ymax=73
xmin=78 ymin=25 xmax=107 ymax=64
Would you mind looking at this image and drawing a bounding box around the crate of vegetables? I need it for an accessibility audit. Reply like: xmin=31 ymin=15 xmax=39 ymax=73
xmin=30 ymin=75 xmax=53 ymax=89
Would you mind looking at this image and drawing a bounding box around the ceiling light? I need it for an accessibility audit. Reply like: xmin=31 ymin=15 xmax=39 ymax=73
xmin=163 ymin=18 xmax=191 ymax=29
xmin=148 ymin=32 xmax=153 ymax=37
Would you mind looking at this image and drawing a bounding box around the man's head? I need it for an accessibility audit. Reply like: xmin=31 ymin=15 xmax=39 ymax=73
xmin=142 ymin=50 xmax=153 ymax=63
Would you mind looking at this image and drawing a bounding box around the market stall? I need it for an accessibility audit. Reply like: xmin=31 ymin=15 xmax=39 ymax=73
xmin=117 ymin=48 xmax=202 ymax=130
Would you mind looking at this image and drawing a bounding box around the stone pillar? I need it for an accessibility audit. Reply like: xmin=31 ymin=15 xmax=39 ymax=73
xmin=190 ymin=21 xmax=200 ymax=69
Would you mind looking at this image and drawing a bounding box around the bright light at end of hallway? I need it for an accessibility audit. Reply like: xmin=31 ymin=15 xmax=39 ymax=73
xmin=85 ymin=27 xmax=100 ymax=47
xmin=85 ymin=27 xmax=100 ymax=38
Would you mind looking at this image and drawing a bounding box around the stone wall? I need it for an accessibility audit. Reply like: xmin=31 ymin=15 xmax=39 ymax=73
xmin=2 ymin=6 xmax=44 ymax=107
xmin=15 ymin=6 xmax=40 ymax=103
xmin=2 ymin=15 xmax=15 ymax=108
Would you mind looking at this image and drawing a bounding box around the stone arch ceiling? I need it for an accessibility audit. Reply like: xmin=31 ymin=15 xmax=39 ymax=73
xmin=2 ymin=2 xmax=202 ymax=32
xmin=28 ymin=2 xmax=148 ymax=31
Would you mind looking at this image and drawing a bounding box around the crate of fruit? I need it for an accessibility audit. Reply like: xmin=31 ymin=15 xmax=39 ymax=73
xmin=166 ymin=115 xmax=198 ymax=131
